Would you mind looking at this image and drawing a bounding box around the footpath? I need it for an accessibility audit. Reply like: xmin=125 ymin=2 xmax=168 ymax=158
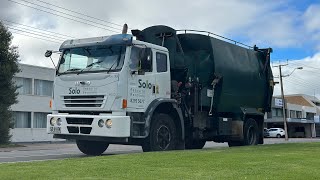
xmin=0 ymin=141 xmax=74 ymax=152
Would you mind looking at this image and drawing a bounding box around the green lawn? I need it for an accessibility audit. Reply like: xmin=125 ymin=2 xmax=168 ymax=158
xmin=1 ymin=143 xmax=320 ymax=179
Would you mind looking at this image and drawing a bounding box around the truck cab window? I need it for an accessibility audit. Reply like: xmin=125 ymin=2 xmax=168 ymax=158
xmin=58 ymin=45 xmax=126 ymax=74
xmin=156 ymin=52 xmax=167 ymax=72
xmin=129 ymin=46 xmax=141 ymax=71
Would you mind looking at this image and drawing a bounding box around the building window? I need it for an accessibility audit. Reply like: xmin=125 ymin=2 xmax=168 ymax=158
xmin=272 ymin=108 xmax=277 ymax=117
xmin=13 ymin=111 xmax=31 ymax=128
xmin=272 ymin=108 xmax=283 ymax=117
xmin=34 ymin=79 xmax=53 ymax=96
xmin=156 ymin=52 xmax=167 ymax=72
xmin=306 ymin=112 xmax=315 ymax=120
xmin=33 ymin=112 xmax=49 ymax=128
xmin=296 ymin=111 xmax=302 ymax=118
xmin=290 ymin=110 xmax=296 ymax=118
xmin=267 ymin=112 xmax=272 ymax=118
xmin=13 ymin=77 xmax=32 ymax=95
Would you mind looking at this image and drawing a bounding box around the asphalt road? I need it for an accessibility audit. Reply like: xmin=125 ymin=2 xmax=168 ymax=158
xmin=1 ymin=138 xmax=320 ymax=163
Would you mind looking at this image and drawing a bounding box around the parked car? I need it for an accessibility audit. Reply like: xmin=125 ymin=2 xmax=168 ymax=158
xmin=267 ymin=128 xmax=285 ymax=138
xmin=264 ymin=128 xmax=269 ymax=137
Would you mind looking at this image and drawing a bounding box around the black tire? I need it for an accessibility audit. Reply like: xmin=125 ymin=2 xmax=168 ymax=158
xmin=76 ymin=140 xmax=109 ymax=156
xmin=142 ymin=113 xmax=178 ymax=152
xmin=243 ymin=118 xmax=259 ymax=145
xmin=185 ymin=140 xmax=206 ymax=149
xmin=276 ymin=134 xmax=281 ymax=138
xmin=228 ymin=118 xmax=259 ymax=147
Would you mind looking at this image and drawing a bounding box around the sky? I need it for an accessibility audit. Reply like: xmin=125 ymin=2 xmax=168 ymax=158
xmin=0 ymin=0 xmax=320 ymax=98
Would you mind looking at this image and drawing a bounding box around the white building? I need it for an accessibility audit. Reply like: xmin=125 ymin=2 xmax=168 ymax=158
xmin=10 ymin=63 xmax=58 ymax=142
xmin=265 ymin=95 xmax=320 ymax=138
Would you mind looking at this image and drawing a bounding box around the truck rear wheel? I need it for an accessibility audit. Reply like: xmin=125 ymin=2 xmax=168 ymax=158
xmin=243 ymin=118 xmax=259 ymax=145
xmin=142 ymin=113 xmax=178 ymax=152
xmin=76 ymin=140 xmax=109 ymax=156
xmin=228 ymin=118 xmax=259 ymax=147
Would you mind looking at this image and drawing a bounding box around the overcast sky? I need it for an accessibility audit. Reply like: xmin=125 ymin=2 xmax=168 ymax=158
xmin=1 ymin=0 xmax=319 ymax=98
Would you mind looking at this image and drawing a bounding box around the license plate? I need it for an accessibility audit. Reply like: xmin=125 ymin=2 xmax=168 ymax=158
xmin=50 ymin=127 xmax=61 ymax=134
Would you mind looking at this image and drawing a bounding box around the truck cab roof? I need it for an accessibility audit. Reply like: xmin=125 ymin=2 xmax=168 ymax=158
xmin=59 ymin=34 xmax=169 ymax=53
xmin=59 ymin=34 xmax=133 ymax=51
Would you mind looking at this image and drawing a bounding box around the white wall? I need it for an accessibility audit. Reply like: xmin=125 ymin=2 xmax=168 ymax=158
xmin=10 ymin=64 xmax=60 ymax=142
xmin=10 ymin=129 xmax=64 ymax=142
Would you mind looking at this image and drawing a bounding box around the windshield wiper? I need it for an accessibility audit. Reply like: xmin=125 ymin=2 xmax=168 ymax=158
xmin=106 ymin=60 xmax=117 ymax=74
xmin=57 ymin=68 xmax=81 ymax=76
xmin=106 ymin=47 xmax=123 ymax=74
xmin=67 ymin=68 xmax=81 ymax=72
xmin=77 ymin=60 xmax=103 ymax=75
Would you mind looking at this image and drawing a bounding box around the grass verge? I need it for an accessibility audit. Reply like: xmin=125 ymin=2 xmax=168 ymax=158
xmin=1 ymin=142 xmax=320 ymax=179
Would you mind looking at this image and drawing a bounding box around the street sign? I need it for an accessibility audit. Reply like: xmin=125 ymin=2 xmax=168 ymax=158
xmin=275 ymin=98 xmax=283 ymax=107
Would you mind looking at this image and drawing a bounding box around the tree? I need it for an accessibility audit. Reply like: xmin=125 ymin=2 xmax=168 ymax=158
xmin=0 ymin=21 xmax=20 ymax=144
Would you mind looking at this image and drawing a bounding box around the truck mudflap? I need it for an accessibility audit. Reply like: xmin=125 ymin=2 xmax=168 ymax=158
xmin=47 ymin=114 xmax=131 ymax=138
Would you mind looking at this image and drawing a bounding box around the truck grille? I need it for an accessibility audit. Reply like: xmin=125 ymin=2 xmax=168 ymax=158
xmin=63 ymin=95 xmax=105 ymax=108
xmin=66 ymin=118 xmax=93 ymax=125
xmin=67 ymin=126 xmax=92 ymax=134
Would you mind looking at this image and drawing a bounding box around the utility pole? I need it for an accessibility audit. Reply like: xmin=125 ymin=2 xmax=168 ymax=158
xmin=278 ymin=64 xmax=289 ymax=141
xmin=273 ymin=64 xmax=303 ymax=141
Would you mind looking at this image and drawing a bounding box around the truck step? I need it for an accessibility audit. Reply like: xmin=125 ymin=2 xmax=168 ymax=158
xmin=132 ymin=121 xmax=146 ymax=125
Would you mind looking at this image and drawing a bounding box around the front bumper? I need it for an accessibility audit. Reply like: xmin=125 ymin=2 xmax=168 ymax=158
xmin=47 ymin=114 xmax=131 ymax=138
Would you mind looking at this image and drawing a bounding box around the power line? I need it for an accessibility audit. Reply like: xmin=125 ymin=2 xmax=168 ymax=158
xmin=5 ymin=24 xmax=66 ymax=41
xmin=17 ymin=0 xmax=122 ymax=31
xmin=9 ymin=29 xmax=61 ymax=44
xmin=7 ymin=26 xmax=64 ymax=42
xmin=289 ymin=61 xmax=320 ymax=71
xmin=281 ymin=81 xmax=316 ymax=96
xmin=299 ymin=69 xmax=320 ymax=76
xmin=285 ymin=77 xmax=320 ymax=90
xmin=34 ymin=0 xmax=123 ymax=28
xmin=8 ymin=0 xmax=120 ymax=34
xmin=284 ymin=80 xmax=320 ymax=96
xmin=281 ymin=64 xmax=319 ymax=77
xmin=1 ymin=19 xmax=76 ymax=39
xmin=284 ymin=78 xmax=320 ymax=91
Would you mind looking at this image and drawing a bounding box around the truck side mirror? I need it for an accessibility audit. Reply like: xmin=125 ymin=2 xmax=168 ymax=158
xmin=140 ymin=48 xmax=152 ymax=72
xmin=45 ymin=50 xmax=53 ymax=57
xmin=44 ymin=50 xmax=57 ymax=70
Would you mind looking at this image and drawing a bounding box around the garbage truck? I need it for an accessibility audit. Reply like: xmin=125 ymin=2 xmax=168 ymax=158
xmin=46 ymin=24 xmax=274 ymax=155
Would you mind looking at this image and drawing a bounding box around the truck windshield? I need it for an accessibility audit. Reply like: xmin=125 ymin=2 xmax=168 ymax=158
xmin=58 ymin=45 xmax=126 ymax=75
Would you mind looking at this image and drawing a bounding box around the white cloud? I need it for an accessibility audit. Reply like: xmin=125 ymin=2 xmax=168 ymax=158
xmin=303 ymin=4 xmax=320 ymax=51
xmin=272 ymin=53 xmax=320 ymax=99
xmin=303 ymin=4 xmax=320 ymax=33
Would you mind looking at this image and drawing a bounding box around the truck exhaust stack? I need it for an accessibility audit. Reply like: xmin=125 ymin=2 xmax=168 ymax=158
xmin=122 ymin=23 xmax=128 ymax=34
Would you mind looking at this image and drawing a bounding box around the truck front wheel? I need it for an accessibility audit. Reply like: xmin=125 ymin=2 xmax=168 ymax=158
xmin=142 ymin=113 xmax=178 ymax=152
xmin=76 ymin=140 xmax=109 ymax=156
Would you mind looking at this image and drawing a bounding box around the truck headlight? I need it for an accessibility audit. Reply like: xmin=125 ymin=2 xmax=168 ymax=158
xmin=98 ymin=119 xmax=104 ymax=128
xmin=105 ymin=119 xmax=112 ymax=128
xmin=50 ymin=117 xmax=56 ymax=126
xmin=56 ymin=118 xmax=62 ymax=126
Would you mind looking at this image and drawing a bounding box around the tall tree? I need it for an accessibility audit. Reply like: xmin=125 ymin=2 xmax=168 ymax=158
xmin=0 ymin=21 xmax=20 ymax=144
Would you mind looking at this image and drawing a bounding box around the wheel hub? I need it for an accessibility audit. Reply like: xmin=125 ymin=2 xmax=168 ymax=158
xmin=156 ymin=125 xmax=171 ymax=150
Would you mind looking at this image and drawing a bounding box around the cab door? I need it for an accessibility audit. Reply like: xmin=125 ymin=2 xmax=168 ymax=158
xmin=127 ymin=46 xmax=156 ymax=110
xmin=154 ymin=51 xmax=170 ymax=99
